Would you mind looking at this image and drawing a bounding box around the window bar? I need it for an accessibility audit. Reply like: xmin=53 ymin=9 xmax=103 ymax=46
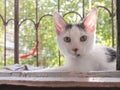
xmin=35 ymin=0 xmax=39 ymax=66
xmin=116 ymin=0 xmax=120 ymax=70
xmin=82 ymin=0 xmax=85 ymax=18
xmin=4 ymin=0 xmax=7 ymax=66
xmin=111 ymin=0 xmax=115 ymax=48
xmin=14 ymin=0 xmax=19 ymax=64
xmin=58 ymin=0 xmax=61 ymax=66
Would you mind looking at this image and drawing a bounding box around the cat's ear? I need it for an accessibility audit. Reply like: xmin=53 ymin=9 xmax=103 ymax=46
xmin=53 ymin=12 xmax=67 ymax=35
xmin=83 ymin=7 xmax=98 ymax=32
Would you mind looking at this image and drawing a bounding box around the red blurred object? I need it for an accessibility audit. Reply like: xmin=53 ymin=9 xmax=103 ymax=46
xmin=20 ymin=41 xmax=39 ymax=59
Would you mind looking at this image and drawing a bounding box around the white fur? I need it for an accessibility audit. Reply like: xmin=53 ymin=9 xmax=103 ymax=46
xmin=39 ymin=8 xmax=116 ymax=72
xmin=55 ymin=26 xmax=115 ymax=72
xmin=39 ymin=26 xmax=115 ymax=72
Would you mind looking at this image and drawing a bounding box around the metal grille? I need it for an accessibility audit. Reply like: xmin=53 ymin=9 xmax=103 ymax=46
xmin=0 ymin=0 xmax=119 ymax=69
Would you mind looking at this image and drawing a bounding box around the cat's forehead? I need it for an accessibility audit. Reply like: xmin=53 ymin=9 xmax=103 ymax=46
xmin=64 ymin=23 xmax=86 ymax=35
xmin=65 ymin=23 xmax=85 ymax=31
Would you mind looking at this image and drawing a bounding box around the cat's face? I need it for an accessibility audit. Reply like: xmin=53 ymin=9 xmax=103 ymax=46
xmin=56 ymin=24 xmax=95 ymax=58
xmin=53 ymin=8 xmax=98 ymax=58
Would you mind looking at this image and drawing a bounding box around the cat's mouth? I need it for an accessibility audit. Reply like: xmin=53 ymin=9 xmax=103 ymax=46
xmin=71 ymin=52 xmax=81 ymax=57
xmin=76 ymin=54 xmax=80 ymax=57
xmin=74 ymin=53 xmax=80 ymax=57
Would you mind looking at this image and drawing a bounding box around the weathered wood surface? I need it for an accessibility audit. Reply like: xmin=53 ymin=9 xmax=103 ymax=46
xmin=0 ymin=71 xmax=120 ymax=88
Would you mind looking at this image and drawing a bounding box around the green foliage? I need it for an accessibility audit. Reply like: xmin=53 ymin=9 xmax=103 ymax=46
xmin=0 ymin=0 xmax=116 ymax=69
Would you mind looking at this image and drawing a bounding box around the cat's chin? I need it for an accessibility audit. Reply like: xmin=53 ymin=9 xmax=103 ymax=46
xmin=65 ymin=52 xmax=82 ymax=58
xmin=70 ymin=54 xmax=81 ymax=58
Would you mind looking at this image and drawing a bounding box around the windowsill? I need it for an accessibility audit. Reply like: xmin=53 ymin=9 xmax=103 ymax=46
xmin=0 ymin=71 xmax=120 ymax=88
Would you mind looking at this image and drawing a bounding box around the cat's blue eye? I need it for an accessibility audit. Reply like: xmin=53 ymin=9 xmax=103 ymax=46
xmin=64 ymin=36 xmax=71 ymax=43
xmin=80 ymin=35 xmax=87 ymax=42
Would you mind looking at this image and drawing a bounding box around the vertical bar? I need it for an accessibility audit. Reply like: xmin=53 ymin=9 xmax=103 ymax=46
xmin=111 ymin=0 xmax=115 ymax=48
xmin=58 ymin=0 xmax=61 ymax=66
xmin=58 ymin=0 xmax=60 ymax=12
xmin=35 ymin=0 xmax=39 ymax=66
xmin=36 ymin=0 xmax=38 ymax=23
xmin=116 ymin=0 xmax=120 ymax=70
xmin=89 ymin=0 xmax=92 ymax=11
xmin=82 ymin=0 xmax=85 ymax=18
xmin=4 ymin=0 xmax=6 ymax=66
xmin=14 ymin=0 xmax=19 ymax=64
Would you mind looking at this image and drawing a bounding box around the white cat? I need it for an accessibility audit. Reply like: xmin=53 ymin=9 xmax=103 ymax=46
xmin=40 ymin=7 xmax=116 ymax=72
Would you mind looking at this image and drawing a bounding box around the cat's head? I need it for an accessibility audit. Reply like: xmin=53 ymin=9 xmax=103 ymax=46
xmin=53 ymin=8 xmax=98 ymax=58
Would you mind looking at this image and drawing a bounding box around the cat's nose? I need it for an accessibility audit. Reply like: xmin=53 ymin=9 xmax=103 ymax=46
xmin=72 ymin=48 xmax=79 ymax=52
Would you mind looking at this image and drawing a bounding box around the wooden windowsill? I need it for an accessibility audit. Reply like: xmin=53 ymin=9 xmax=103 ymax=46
xmin=0 ymin=70 xmax=120 ymax=88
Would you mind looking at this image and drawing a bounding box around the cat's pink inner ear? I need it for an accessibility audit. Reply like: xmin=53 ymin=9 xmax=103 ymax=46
xmin=83 ymin=8 xmax=98 ymax=32
xmin=53 ymin=12 xmax=67 ymax=35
